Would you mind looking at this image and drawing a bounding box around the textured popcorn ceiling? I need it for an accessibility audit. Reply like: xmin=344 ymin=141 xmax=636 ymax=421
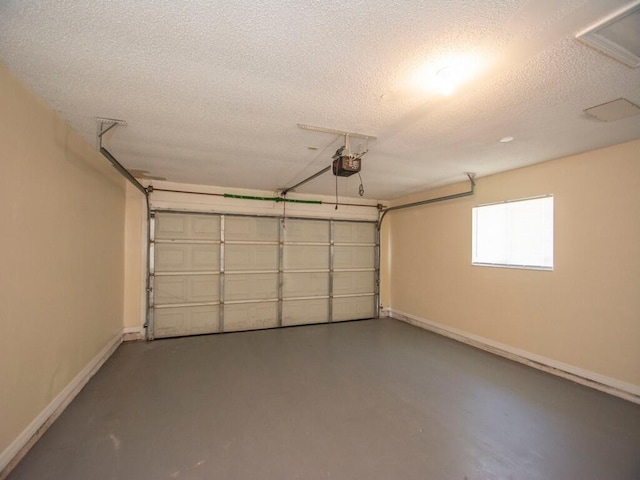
xmin=1 ymin=0 xmax=639 ymax=200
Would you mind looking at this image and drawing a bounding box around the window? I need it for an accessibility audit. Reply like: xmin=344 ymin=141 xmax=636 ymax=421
xmin=472 ymin=195 xmax=553 ymax=270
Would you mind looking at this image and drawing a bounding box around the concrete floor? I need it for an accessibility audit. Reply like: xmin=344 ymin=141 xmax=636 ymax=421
xmin=8 ymin=318 xmax=640 ymax=479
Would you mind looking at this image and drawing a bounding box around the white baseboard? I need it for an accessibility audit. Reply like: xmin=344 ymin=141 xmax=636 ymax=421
xmin=0 ymin=329 xmax=125 ymax=478
xmin=388 ymin=308 xmax=640 ymax=404
xmin=123 ymin=325 xmax=145 ymax=342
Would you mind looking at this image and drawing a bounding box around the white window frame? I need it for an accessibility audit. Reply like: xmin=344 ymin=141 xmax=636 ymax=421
xmin=472 ymin=195 xmax=554 ymax=271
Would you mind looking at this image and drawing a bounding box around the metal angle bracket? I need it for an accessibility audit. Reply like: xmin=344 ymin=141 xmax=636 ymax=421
xmin=297 ymin=123 xmax=377 ymax=140
xmin=464 ymin=172 xmax=476 ymax=186
xmin=96 ymin=117 xmax=127 ymax=147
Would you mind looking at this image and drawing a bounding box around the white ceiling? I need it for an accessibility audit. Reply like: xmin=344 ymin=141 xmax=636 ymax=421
xmin=1 ymin=0 xmax=639 ymax=200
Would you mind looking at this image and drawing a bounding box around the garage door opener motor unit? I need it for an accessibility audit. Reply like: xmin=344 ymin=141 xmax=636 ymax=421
xmin=281 ymin=127 xmax=374 ymax=198
xmin=332 ymin=146 xmax=361 ymax=177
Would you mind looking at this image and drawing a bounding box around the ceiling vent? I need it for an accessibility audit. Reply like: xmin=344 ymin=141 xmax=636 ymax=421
xmin=576 ymin=1 xmax=640 ymax=68
xmin=584 ymin=98 xmax=640 ymax=122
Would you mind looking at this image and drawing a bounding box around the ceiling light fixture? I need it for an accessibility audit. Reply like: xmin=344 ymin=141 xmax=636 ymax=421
xmin=500 ymin=136 xmax=514 ymax=143
xmin=435 ymin=66 xmax=458 ymax=96
xmin=413 ymin=54 xmax=486 ymax=96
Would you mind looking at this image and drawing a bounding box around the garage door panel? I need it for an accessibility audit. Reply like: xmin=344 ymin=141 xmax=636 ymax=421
xmin=334 ymin=222 xmax=375 ymax=244
xmin=225 ymin=273 xmax=278 ymax=301
xmin=155 ymin=247 xmax=185 ymax=270
xmin=155 ymin=275 xmax=220 ymax=304
xmin=333 ymin=271 xmax=375 ymax=296
xmin=283 ymin=272 xmax=329 ymax=297
xmin=284 ymin=219 xmax=329 ymax=243
xmin=155 ymin=213 xmax=220 ymax=240
xmin=153 ymin=212 xmax=377 ymax=338
xmin=226 ymin=216 xmax=279 ymax=242
xmin=333 ymin=296 xmax=375 ymax=322
xmin=155 ymin=244 xmax=219 ymax=272
xmin=154 ymin=305 xmax=219 ymax=338
xmin=284 ymin=245 xmax=329 ymax=270
xmin=334 ymin=245 xmax=375 ymax=269
xmin=282 ymin=299 xmax=328 ymax=326
xmin=224 ymin=302 xmax=278 ymax=331
xmin=225 ymin=244 xmax=278 ymax=271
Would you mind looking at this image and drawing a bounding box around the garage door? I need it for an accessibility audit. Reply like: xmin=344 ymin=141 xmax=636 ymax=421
xmin=150 ymin=212 xmax=377 ymax=338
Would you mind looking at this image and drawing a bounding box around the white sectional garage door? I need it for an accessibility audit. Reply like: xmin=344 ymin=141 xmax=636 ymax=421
xmin=151 ymin=212 xmax=377 ymax=338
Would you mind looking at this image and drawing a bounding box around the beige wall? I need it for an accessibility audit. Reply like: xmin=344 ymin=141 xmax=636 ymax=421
xmin=385 ymin=140 xmax=640 ymax=388
xmin=0 ymin=64 xmax=125 ymax=456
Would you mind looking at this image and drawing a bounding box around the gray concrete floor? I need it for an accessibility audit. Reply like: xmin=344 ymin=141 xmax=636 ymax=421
xmin=8 ymin=318 xmax=640 ymax=479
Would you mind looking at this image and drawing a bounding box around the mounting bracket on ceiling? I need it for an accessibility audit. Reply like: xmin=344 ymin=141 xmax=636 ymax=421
xmin=96 ymin=117 xmax=127 ymax=147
